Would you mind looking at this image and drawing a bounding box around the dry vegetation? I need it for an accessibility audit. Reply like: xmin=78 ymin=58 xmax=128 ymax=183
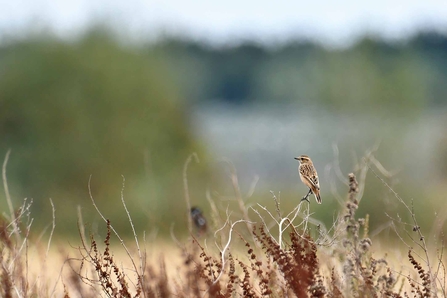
xmin=1 ymin=150 xmax=446 ymax=297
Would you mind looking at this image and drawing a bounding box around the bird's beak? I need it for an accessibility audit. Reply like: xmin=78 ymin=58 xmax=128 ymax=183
xmin=294 ymin=157 xmax=299 ymax=160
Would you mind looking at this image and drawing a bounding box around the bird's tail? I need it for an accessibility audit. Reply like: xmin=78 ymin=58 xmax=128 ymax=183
xmin=315 ymin=192 xmax=322 ymax=204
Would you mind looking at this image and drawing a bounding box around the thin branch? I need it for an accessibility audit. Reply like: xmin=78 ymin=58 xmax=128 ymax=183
xmin=356 ymin=157 xmax=369 ymax=203
xmin=10 ymin=218 xmax=33 ymax=272
xmin=77 ymin=205 xmax=86 ymax=244
xmin=183 ymin=152 xmax=200 ymax=235
xmin=2 ymin=149 xmax=20 ymax=242
xmin=221 ymin=158 xmax=258 ymax=246
xmin=246 ymin=175 xmax=260 ymax=198
xmin=270 ymin=191 xmax=282 ymax=219
xmin=46 ymin=198 xmax=56 ymax=258
xmin=87 ymin=175 xmax=140 ymax=279
xmin=213 ymin=207 xmax=232 ymax=252
xmin=119 ymin=175 xmax=146 ymax=297
xmin=206 ymin=189 xmax=224 ymax=245
xmin=332 ymin=143 xmax=348 ymax=185
xmin=250 ymin=207 xmax=277 ymax=244
xmin=278 ymin=203 xmax=303 ymax=249
xmin=369 ymin=155 xmax=397 ymax=178
xmin=325 ymin=164 xmax=344 ymax=206
xmin=369 ymin=163 xmax=437 ymax=294
xmin=209 ymin=219 xmax=255 ymax=289
xmin=255 ymin=203 xmax=279 ymax=226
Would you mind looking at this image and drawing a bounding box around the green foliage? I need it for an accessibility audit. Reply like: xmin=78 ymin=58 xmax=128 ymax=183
xmin=160 ymin=33 xmax=447 ymax=113
xmin=0 ymin=29 xmax=209 ymax=233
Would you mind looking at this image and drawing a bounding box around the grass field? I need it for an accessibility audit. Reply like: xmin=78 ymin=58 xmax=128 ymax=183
xmin=1 ymin=153 xmax=446 ymax=297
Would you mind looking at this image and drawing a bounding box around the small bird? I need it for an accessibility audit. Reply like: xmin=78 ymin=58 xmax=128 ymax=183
xmin=190 ymin=207 xmax=207 ymax=236
xmin=294 ymin=155 xmax=321 ymax=204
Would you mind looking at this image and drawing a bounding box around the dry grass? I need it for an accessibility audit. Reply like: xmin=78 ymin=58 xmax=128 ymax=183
xmin=1 ymin=150 xmax=447 ymax=297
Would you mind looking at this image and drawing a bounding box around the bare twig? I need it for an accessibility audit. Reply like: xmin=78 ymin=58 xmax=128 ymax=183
xmin=170 ymin=223 xmax=183 ymax=248
xmin=369 ymin=155 xmax=397 ymax=178
xmin=270 ymin=191 xmax=282 ymax=219
xmin=325 ymin=164 xmax=345 ymax=206
xmin=355 ymin=157 xmax=369 ymax=203
xmin=368 ymin=162 xmax=438 ymax=294
xmin=87 ymin=175 xmax=141 ymax=279
xmin=229 ymin=162 xmax=253 ymax=232
xmin=250 ymin=207 xmax=277 ymax=244
xmin=213 ymin=207 xmax=232 ymax=252
xmin=254 ymin=203 xmax=279 ymax=226
xmin=30 ymin=199 xmax=57 ymax=298
xmin=332 ymin=143 xmax=348 ymax=185
xmin=246 ymin=175 xmax=260 ymax=198
xmin=254 ymin=191 xmax=309 ymax=249
xmin=208 ymin=219 xmax=255 ymax=293
xmin=46 ymin=198 xmax=56 ymax=258
xmin=183 ymin=152 xmax=200 ymax=235
xmin=429 ymin=209 xmax=447 ymax=251
xmin=2 ymin=149 xmax=20 ymax=242
xmin=219 ymin=158 xmax=258 ymax=246
xmin=206 ymin=189 xmax=224 ymax=245
xmin=77 ymin=205 xmax=86 ymax=244
xmin=119 ymin=175 xmax=146 ymax=297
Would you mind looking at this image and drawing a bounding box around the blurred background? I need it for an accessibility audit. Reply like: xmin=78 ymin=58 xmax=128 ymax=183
xmin=1 ymin=0 xmax=446 ymax=240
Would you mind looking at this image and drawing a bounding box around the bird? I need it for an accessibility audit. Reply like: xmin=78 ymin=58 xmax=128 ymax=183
xmin=294 ymin=155 xmax=321 ymax=204
xmin=190 ymin=207 xmax=207 ymax=236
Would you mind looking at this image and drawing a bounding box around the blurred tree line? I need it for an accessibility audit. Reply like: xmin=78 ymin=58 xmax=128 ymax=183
xmin=0 ymin=27 xmax=446 ymax=235
xmin=0 ymin=29 xmax=210 ymax=235
xmin=159 ymin=31 xmax=447 ymax=112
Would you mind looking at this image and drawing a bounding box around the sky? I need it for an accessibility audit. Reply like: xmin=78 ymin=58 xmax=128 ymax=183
xmin=2 ymin=0 xmax=447 ymax=46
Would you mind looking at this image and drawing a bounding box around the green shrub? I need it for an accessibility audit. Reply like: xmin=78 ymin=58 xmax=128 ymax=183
xmin=0 ymin=29 xmax=208 ymax=233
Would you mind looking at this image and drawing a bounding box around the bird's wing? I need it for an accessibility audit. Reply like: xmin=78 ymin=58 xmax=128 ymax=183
xmin=310 ymin=174 xmax=320 ymax=190
xmin=300 ymin=164 xmax=319 ymax=190
xmin=302 ymin=174 xmax=319 ymax=190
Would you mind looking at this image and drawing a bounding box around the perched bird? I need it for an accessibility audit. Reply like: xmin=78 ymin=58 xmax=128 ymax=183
xmin=294 ymin=155 xmax=321 ymax=204
xmin=190 ymin=207 xmax=207 ymax=235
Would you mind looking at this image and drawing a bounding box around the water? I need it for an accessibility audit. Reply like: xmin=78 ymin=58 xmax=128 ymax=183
xmin=189 ymin=103 xmax=446 ymax=191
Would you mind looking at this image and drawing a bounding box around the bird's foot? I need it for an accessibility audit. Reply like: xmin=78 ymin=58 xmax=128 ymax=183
xmin=301 ymin=196 xmax=310 ymax=203
xmin=301 ymin=188 xmax=312 ymax=203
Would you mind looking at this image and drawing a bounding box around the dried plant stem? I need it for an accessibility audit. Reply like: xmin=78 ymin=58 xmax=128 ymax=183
xmin=10 ymin=202 xmax=33 ymax=266
xmin=206 ymin=189 xmax=225 ymax=245
xmin=332 ymin=143 xmax=349 ymax=185
xmin=245 ymin=175 xmax=260 ymax=199
xmin=183 ymin=152 xmax=199 ymax=235
xmin=209 ymin=219 xmax=254 ymax=290
xmin=77 ymin=205 xmax=86 ymax=244
xmin=251 ymin=207 xmax=276 ymax=243
xmin=367 ymin=162 xmax=438 ymax=295
xmin=29 ymin=198 xmax=56 ymax=297
xmin=87 ymin=176 xmax=141 ymax=281
xmin=254 ymin=191 xmax=308 ymax=249
xmin=279 ymin=204 xmax=304 ymax=249
xmin=119 ymin=175 xmax=146 ymax=297
xmin=46 ymin=198 xmax=56 ymax=258
xmin=326 ymin=163 xmax=345 ymax=206
xmin=2 ymin=149 xmax=20 ymax=242
xmin=231 ymin=168 xmax=253 ymax=231
xmin=223 ymin=159 xmax=258 ymax=246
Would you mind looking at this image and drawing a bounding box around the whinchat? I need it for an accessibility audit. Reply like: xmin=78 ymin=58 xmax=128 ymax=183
xmin=294 ymin=155 xmax=321 ymax=204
